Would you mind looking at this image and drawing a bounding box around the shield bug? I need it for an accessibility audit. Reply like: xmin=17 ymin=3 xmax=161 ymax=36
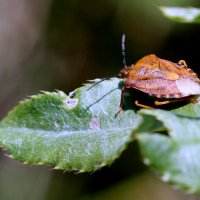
xmin=88 ymin=34 xmax=200 ymax=116
xmin=115 ymin=53 xmax=200 ymax=116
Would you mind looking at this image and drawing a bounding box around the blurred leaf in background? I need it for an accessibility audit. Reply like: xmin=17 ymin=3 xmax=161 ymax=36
xmin=159 ymin=6 xmax=200 ymax=23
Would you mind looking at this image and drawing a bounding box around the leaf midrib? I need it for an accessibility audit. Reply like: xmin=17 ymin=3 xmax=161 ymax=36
xmin=0 ymin=126 xmax=134 ymax=137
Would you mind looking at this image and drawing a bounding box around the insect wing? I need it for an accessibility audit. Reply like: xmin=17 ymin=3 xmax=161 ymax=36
xmin=124 ymin=54 xmax=200 ymax=98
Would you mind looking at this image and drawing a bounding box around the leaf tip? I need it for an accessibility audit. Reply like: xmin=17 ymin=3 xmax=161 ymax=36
xmin=5 ymin=153 xmax=14 ymax=159
xmin=52 ymin=166 xmax=60 ymax=170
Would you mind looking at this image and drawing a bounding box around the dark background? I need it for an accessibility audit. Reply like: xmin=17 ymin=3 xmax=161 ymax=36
xmin=0 ymin=0 xmax=200 ymax=199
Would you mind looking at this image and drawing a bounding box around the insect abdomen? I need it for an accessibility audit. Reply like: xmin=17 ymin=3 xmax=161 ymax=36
xmin=150 ymin=93 xmax=183 ymax=99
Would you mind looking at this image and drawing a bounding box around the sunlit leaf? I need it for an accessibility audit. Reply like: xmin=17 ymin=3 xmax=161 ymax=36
xmin=2 ymin=74 xmax=200 ymax=194
xmin=0 ymin=78 xmax=141 ymax=172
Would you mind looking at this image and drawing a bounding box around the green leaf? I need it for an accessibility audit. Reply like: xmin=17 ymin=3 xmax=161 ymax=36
xmin=136 ymin=108 xmax=200 ymax=193
xmin=159 ymin=6 xmax=200 ymax=23
xmin=0 ymin=78 xmax=142 ymax=172
xmin=2 ymin=71 xmax=200 ymax=195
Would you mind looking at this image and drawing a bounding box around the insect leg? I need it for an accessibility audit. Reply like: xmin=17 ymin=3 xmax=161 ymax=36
xmin=154 ymin=97 xmax=193 ymax=106
xmin=115 ymin=86 xmax=126 ymax=117
xmin=178 ymin=60 xmax=187 ymax=67
xmin=134 ymin=100 xmax=154 ymax=109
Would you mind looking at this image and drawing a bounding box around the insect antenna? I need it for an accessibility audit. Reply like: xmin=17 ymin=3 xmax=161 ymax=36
xmin=87 ymin=34 xmax=126 ymax=91
xmin=122 ymin=33 xmax=127 ymax=67
xmin=87 ymin=76 xmax=116 ymax=91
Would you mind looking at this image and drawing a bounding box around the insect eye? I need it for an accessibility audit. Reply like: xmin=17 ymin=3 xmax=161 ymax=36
xmin=124 ymin=71 xmax=130 ymax=77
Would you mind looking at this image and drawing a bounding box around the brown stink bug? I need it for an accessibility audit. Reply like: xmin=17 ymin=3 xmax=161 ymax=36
xmin=115 ymin=53 xmax=200 ymax=116
xmin=114 ymin=35 xmax=200 ymax=116
xmin=88 ymin=34 xmax=200 ymax=116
